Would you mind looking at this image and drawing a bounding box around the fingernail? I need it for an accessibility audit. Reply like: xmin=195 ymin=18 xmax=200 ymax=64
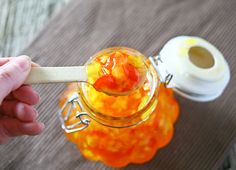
xmin=15 ymin=56 xmax=31 ymax=72
xmin=21 ymin=122 xmax=45 ymax=135
xmin=32 ymin=107 xmax=39 ymax=118
xmin=39 ymin=122 xmax=45 ymax=130
xmin=16 ymin=103 xmax=27 ymax=121
xmin=34 ymin=92 xmax=41 ymax=103
xmin=31 ymin=61 xmax=40 ymax=67
xmin=17 ymin=103 xmax=25 ymax=115
xmin=17 ymin=103 xmax=38 ymax=122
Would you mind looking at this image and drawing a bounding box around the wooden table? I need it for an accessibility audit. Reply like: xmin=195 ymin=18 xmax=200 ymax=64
xmin=0 ymin=1 xmax=235 ymax=169
xmin=0 ymin=0 xmax=70 ymax=57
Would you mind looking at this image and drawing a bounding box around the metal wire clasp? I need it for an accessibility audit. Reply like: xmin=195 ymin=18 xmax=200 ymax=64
xmin=149 ymin=55 xmax=173 ymax=87
xmin=58 ymin=93 xmax=90 ymax=133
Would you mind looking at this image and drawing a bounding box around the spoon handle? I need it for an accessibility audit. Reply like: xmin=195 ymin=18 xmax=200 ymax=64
xmin=25 ymin=66 xmax=87 ymax=84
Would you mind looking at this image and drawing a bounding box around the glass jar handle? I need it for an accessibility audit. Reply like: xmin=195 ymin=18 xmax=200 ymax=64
xmin=58 ymin=93 xmax=90 ymax=133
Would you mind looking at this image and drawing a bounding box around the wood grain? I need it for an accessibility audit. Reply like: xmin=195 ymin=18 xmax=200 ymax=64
xmin=0 ymin=0 xmax=235 ymax=169
xmin=0 ymin=0 xmax=70 ymax=57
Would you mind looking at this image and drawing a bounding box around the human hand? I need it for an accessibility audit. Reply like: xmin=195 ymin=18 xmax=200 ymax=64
xmin=0 ymin=56 xmax=44 ymax=144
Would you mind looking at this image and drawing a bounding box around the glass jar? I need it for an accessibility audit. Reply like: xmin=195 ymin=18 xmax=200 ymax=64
xmin=58 ymin=36 xmax=230 ymax=168
xmin=58 ymin=47 xmax=179 ymax=168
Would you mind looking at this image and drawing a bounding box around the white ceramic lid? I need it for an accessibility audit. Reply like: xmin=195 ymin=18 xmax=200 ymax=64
xmin=149 ymin=36 xmax=230 ymax=102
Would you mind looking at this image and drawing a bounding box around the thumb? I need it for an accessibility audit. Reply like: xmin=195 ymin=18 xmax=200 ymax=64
xmin=0 ymin=56 xmax=31 ymax=104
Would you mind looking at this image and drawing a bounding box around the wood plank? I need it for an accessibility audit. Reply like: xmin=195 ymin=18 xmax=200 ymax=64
xmin=0 ymin=0 xmax=70 ymax=57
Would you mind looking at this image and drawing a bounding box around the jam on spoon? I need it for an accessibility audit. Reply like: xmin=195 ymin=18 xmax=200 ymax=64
xmin=88 ymin=48 xmax=147 ymax=95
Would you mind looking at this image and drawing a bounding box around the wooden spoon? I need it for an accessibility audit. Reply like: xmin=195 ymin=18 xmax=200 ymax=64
xmin=25 ymin=66 xmax=87 ymax=84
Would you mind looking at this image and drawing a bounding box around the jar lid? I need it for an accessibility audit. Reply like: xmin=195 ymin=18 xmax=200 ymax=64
xmin=149 ymin=36 xmax=230 ymax=102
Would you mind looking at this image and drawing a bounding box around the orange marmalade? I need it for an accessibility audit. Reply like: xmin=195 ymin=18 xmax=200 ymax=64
xmin=88 ymin=47 xmax=147 ymax=95
xmin=59 ymin=47 xmax=179 ymax=168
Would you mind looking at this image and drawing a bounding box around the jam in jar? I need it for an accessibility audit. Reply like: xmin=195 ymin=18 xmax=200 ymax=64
xmin=59 ymin=47 xmax=179 ymax=168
